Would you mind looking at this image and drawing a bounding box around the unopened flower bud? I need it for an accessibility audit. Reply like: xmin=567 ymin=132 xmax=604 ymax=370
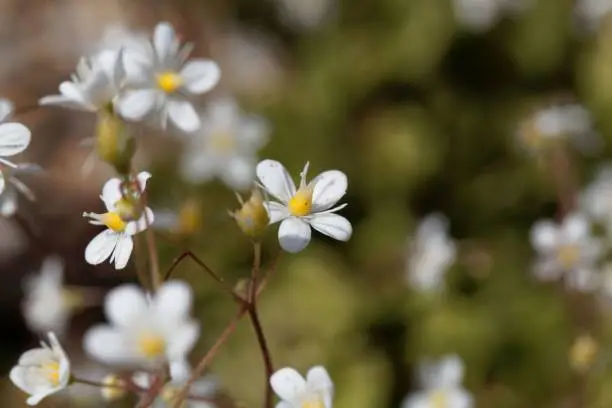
xmin=175 ymin=199 xmax=202 ymax=236
xmin=100 ymin=374 xmax=126 ymax=401
xmin=96 ymin=112 xmax=135 ymax=175
xmin=230 ymin=188 xmax=269 ymax=238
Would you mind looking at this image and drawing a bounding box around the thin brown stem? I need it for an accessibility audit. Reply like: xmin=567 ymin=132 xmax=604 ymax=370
xmin=136 ymin=375 xmax=165 ymax=408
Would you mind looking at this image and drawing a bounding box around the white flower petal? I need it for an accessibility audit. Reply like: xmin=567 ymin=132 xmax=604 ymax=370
xmin=117 ymin=89 xmax=158 ymax=120
xmin=137 ymin=171 xmax=152 ymax=192
xmin=153 ymin=22 xmax=178 ymax=63
xmin=85 ymin=229 xmax=118 ymax=265
xmin=562 ymin=213 xmax=589 ymax=242
xmin=275 ymin=402 xmax=294 ymax=408
xmin=256 ymin=160 xmax=296 ymax=203
xmin=437 ymin=355 xmax=464 ymax=388
xmin=0 ymin=123 xmax=31 ymax=156
xmin=104 ymin=284 xmax=148 ymax=327
xmin=311 ymin=170 xmax=347 ymax=212
xmin=180 ymin=59 xmax=221 ymax=94
xmin=38 ymin=94 xmax=90 ymax=110
xmin=0 ymin=98 xmax=13 ymax=122
xmin=0 ymin=186 xmax=18 ymax=217
xmin=400 ymin=392 xmax=429 ymax=408
xmin=165 ymin=322 xmax=200 ymax=362
xmin=83 ymin=326 xmax=133 ymax=365
xmin=530 ymin=221 xmax=558 ymax=253
xmin=533 ymin=259 xmax=563 ymax=282
xmin=265 ymin=201 xmax=289 ymax=224
xmin=167 ymin=99 xmax=200 ymax=132
xmin=308 ymin=213 xmax=352 ymax=242
xmin=270 ymin=367 xmax=307 ymax=403
xmin=278 ymin=217 xmax=311 ymax=253
xmin=306 ymin=366 xmax=333 ymax=405
xmin=449 ymin=388 xmax=473 ymax=408
xmin=112 ymin=235 xmax=134 ymax=270
xmin=101 ymin=178 xmax=122 ymax=211
xmin=153 ymin=280 xmax=193 ymax=320
xmin=222 ymin=157 xmax=256 ymax=191
xmin=125 ymin=207 xmax=154 ymax=235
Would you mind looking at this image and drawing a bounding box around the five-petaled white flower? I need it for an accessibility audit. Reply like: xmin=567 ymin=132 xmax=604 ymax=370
xmin=9 ymin=332 xmax=70 ymax=406
xmin=180 ymin=97 xmax=269 ymax=190
xmin=402 ymin=355 xmax=473 ymax=408
xmin=406 ymin=214 xmax=457 ymax=293
xmin=256 ymin=159 xmax=352 ymax=253
xmin=22 ymin=257 xmax=80 ymax=336
xmin=83 ymin=171 xmax=154 ymax=270
xmin=39 ymin=51 xmax=126 ymax=112
xmin=270 ymin=365 xmax=334 ymax=408
xmin=83 ymin=280 xmax=199 ymax=367
xmin=530 ymin=212 xmax=603 ymax=291
xmin=116 ymin=21 xmax=221 ymax=132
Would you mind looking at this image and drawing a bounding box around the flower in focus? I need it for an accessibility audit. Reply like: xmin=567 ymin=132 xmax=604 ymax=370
xmin=22 ymin=257 xmax=83 ymax=336
xmin=39 ymin=51 xmax=126 ymax=112
xmin=180 ymin=97 xmax=269 ymax=190
xmin=581 ymin=164 xmax=612 ymax=233
xmin=530 ymin=212 xmax=603 ymax=291
xmin=402 ymin=355 xmax=473 ymax=408
xmin=83 ymin=280 xmax=199 ymax=367
xmin=230 ymin=187 xmax=270 ymax=238
xmin=453 ymin=0 xmax=530 ymax=32
xmin=406 ymin=214 xmax=457 ymax=293
xmin=83 ymin=171 xmax=153 ymax=270
xmin=256 ymin=159 xmax=352 ymax=253
xmin=116 ymin=22 xmax=221 ymax=132
xmin=569 ymin=334 xmax=599 ymax=374
xmin=9 ymin=332 xmax=70 ymax=406
xmin=270 ymin=365 xmax=333 ymax=408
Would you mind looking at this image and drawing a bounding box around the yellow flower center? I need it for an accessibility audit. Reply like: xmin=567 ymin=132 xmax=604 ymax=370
xmin=429 ymin=390 xmax=448 ymax=408
xmin=288 ymin=188 xmax=314 ymax=217
xmin=157 ymin=71 xmax=184 ymax=93
xmin=302 ymin=399 xmax=325 ymax=408
xmin=137 ymin=333 xmax=166 ymax=359
xmin=102 ymin=212 xmax=127 ymax=233
xmin=42 ymin=361 xmax=61 ymax=386
xmin=557 ymin=245 xmax=580 ymax=268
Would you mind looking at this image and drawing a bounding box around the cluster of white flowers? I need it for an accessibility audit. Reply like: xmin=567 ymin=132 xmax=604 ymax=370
xmin=6 ymin=19 xmax=354 ymax=408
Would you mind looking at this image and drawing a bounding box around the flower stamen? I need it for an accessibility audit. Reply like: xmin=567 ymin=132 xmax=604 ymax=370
xmin=157 ymin=71 xmax=184 ymax=93
xmin=137 ymin=332 xmax=166 ymax=359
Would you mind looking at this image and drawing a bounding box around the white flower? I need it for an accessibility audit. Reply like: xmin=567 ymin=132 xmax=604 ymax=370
xmin=82 ymin=171 xmax=153 ymax=270
xmin=180 ymin=97 xmax=269 ymax=190
xmin=116 ymin=22 xmax=221 ymax=132
xmin=0 ymin=163 xmax=40 ymax=217
xmin=256 ymin=160 xmax=352 ymax=253
xmin=453 ymin=0 xmax=530 ymax=32
xmin=406 ymin=214 xmax=457 ymax=293
xmin=402 ymin=355 xmax=472 ymax=408
xmin=22 ymin=257 xmax=77 ymax=335
xmin=575 ymin=0 xmax=612 ymax=31
xmin=530 ymin=212 xmax=603 ymax=291
xmin=38 ymin=51 xmax=126 ymax=112
xmin=83 ymin=280 xmax=199 ymax=367
xmin=0 ymin=98 xmax=32 ymax=172
xmin=270 ymin=365 xmax=333 ymax=408
xmin=9 ymin=332 xmax=70 ymax=406
xmin=275 ymin=0 xmax=337 ymax=31
xmin=581 ymin=164 xmax=612 ymax=232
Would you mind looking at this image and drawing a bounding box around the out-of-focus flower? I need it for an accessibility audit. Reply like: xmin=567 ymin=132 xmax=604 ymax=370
xmin=22 ymin=257 xmax=83 ymax=336
xmin=154 ymin=199 xmax=203 ymax=237
xmin=581 ymin=164 xmax=612 ymax=233
xmin=270 ymin=365 xmax=334 ymax=408
xmin=83 ymin=171 xmax=153 ymax=270
xmin=575 ymin=0 xmax=612 ymax=32
xmin=230 ymin=187 xmax=270 ymax=238
xmin=453 ymin=0 xmax=530 ymax=32
xmin=83 ymin=281 xmax=199 ymax=367
xmin=406 ymin=214 xmax=457 ymax=293
xmin=116 ymin=22 xmax=220 ymax=132
xmin=257 ymin=159 xmax=352 ymax=253
xmin=0 ymin=98 xmax=32 ymax=172
xmin=100 ymin=374 xmax=127 ymax=402
xmin=517 ymin=104 xmax=600 ymax=154
xmin=39 ymin=51 xmax=126 ymax=112
xmin=180 ymin=97 xmax=269 ymax=190
xmin=9 ymin=332 xmax=70 ymax=406
xmin=275 ymin=0 xmax=337 ymax=31
xmin=569 ymin=334 xmax=599 ymax=373
xmin=530 ymin=212 xmax=603 ymax=291
xmin=0 ymin=163 xmax=40 ymax=217
xmin=402 ymin=355 xmax=473 ymax=408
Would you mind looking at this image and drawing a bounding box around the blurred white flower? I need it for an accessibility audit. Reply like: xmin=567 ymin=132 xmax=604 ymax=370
xmin=22 ymin=257 xmax=78 ymax=336
xmin=180 ymin=97 xmax=269 ymax=190
xmin=116 ymin=22 xmax=221 ymax=132
xmin=530 ymin=212 xmax=603 ymax=291
xmin=581 ymin=164 xmax=612 ymax=233
xmin=575 ymin=0 xmax=612 ymax=32
xmin=83 ymin=171 xmax=153 ymax=270
xmin=276 ymin=0 xmax=337 ymax=31
xmin=39 ymin=51 xmax=126 ymax=112
xmin=0 ymin=98 xmax=32 ymax=171
xmin=9 ymin=332 xmax=70 ymax=406
xmin=402 ymin=355 xmax=473 ymax=408
xmin=0 ymin=163 xmax=40 ymax=217
xmin=406 ymin=214 xmax=457 ymax=293
xmin=83 ymin=280 xmax=199 ymax=367
xmin=453 ymin=0 xmax=530 ymax=32
xmin=257 ymin=159 xmax=352 ymax=253
xmin=270 ymin=365 xmax=333 ymax=408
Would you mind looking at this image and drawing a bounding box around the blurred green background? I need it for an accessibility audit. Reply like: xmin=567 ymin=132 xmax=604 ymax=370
xmin=5 ymin=0 xmax=612 ymax=406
